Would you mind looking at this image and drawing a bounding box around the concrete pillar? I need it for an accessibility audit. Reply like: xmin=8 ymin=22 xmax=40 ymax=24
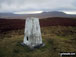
xmin=22 ymin=17 xmax=44 ymax=49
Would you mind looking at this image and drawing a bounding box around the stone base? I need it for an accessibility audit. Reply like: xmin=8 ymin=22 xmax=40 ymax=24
xmin=21 ymin=42 xmax=45 ymax=50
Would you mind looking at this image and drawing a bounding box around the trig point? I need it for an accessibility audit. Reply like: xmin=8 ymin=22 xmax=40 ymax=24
xmin=22 ymin=17 xmax=44 ymax=49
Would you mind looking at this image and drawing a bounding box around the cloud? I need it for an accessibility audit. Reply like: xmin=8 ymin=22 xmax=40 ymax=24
xmin=0 ymin=0 xmax=76 ymax=12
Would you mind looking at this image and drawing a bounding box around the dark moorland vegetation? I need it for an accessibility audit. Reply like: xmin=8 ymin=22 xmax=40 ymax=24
xmin=0 ymin=17 xmax=76 ymax=33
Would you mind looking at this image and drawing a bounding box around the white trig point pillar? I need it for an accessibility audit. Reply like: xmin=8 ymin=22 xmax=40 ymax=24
xmin=22 ymin=17 xmax=44 ymax=49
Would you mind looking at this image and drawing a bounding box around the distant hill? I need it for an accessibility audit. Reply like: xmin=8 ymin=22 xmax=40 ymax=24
xmin=0 ymin=11 xmax=76 ymax=19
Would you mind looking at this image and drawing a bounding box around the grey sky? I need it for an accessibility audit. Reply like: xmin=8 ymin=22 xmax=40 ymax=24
xmin=0 ymin=0 xmax=76 ymax=12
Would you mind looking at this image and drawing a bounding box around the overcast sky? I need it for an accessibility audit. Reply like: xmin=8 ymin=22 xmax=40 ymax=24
xmin=0 ymin=0 xmax=76 ymax=13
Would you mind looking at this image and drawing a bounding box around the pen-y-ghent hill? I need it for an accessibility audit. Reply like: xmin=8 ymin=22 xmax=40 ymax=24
xmin=0 ymin=17 xmax=76 ymax=57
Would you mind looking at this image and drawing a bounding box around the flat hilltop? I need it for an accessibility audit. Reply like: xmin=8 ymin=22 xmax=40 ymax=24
xmin=0 ymin=17 xmax=76 ymax=57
